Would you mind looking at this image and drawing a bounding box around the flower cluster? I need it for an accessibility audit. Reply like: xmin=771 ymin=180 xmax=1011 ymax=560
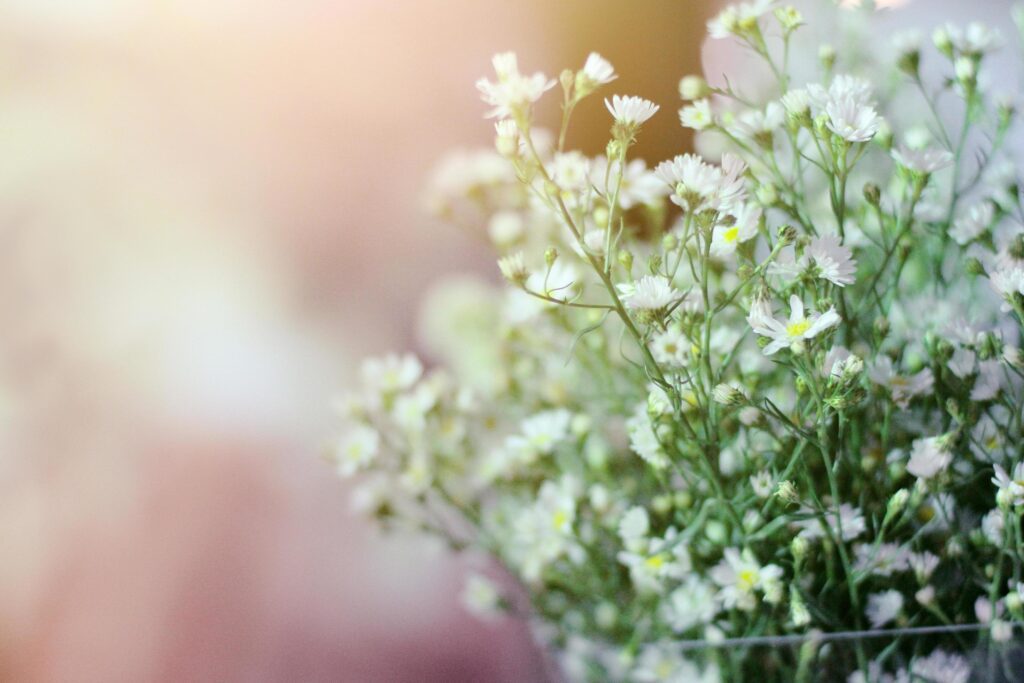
xmin=336 ymin=2 xmax=1024 ymax=681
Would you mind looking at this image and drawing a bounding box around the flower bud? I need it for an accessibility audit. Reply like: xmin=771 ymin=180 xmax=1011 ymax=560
xmin=863 ymin=183 xmax=881 ymax=207
xmin=559 ymin=68 xmax=575 ymax=95
xmin=790 ymin=586 xmax=811 ymax=627
xmin=756 ymin=183 xmax=778 ymax=206
xmin=915 ymin=585 xmax=935 ymax=607
xmin=595 ymin=602 xmax=618 ymax=630
xmin=777 ymin=224 xmax=797 ymax=246
xmin=618 ymin=249 xmax=634 ymax=273
xmin=678 ymin=75 xmax=710 ymax=100
xmin=818 ymin=44 xmax=836 ymax=71
xmin=791 ymin=535 xmax=809 ymax=562
xmin=776 ymin=480 xmax=800 ymax=505
xmin=965 ymin=257 xmax=987 ymax=277
xmin=713 ymin=383 xmax=747 ymax=407
xmin=933 ymin=26 xmax=953 ymax=58
xmin=498 ymin=252 xmax=529 ymax=286
xmin=705 ymin=519 xmax=728 ymax=545
xmin=887 ymin=489 xmax=910 ymax=519
xmin=544 ymin=246 xmax=559 ymax=268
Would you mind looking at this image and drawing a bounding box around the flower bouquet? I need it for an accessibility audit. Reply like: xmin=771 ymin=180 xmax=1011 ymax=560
xmin=334 ymin=1 xmax=1024 ymax=680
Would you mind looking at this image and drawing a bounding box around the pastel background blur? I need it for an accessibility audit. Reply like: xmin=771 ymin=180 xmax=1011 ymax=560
xmin=0 ymin=0 xmax=1001 ymax=681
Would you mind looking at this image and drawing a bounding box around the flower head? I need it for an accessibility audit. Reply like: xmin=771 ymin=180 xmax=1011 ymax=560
xmin=602 ymin=94 xmax=659 ymax=130
xmin=747 ymin=295 xmax=840 ymax=355
xmin=892 ymin=145 xmax=954 ymax=175
xmin=622 ymin=275 xmax=680 ymax=312
xmin=476 ymin=52 xmax=556 ymax=120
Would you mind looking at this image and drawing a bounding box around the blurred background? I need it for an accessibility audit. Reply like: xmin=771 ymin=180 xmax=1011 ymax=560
xmin=1 ymin=0 xmax=1007 ymax=681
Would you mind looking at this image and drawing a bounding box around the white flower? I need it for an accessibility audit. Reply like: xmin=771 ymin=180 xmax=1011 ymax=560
xmin=809 ymin=75 xmax=881 ymax=143
xmin=707 ymin=0 xmax=775 ymax=40
xmin=825 ymin=94 xmax=881 ymax=142
xmin=911 ymin=649 xmax=971 ymax=683
xmin=551 ymin=151 xmax=591 ymax=191
xmin=747 ymin=295 xmax=841 ymax=355
xmin=982 ymin=508 xmax=1005 ymax=545
xmin=512 ymin=477 xmax=581 ymax=582
xmin=521 ymin=409 xmax=572 ymax=455
xmin=710 ymin=548 xmax=784 ymax=611
xmin=945 ymin=22 xmax=1002 ymax=56
xmin=795 ymin=503 xmax=867 ymax=542
xmin=891 ymin=145 xmax=954 ymax=175
xmin=664 ymin=576 xmax=719 ymax=633
xmin=622 ymin=275 xmax=680 ymax=311
xmin=633 ymin=641 xmax=701 ymax=683
xmin=947 ymin=347 xmax=976 ymax=379
xmin=970 ymin=360 xmax=1001 ymax=401
xmin=498 ymin=252 xmax=528 ymax=284
xmin=650 ymin=328 xmax=691 ymax=367
xmin=749 ymin=470 xmax=773 ymax=499
xmin=361 ymin=353 xmax=423 ymax=396
xmin=618 ymin=528 xmax=692 ymax=593
xmin=619 ymin=506 xmax=650 ymax=551
xmin=655 ymin=153 xmax=747 ymax=213
xmin=476 ymin=52 xmax=556 ymax=119
xmin=781 ymin=88 xmax=811 ymax=117
xmin=460 ymin=573 xmax=502 ymax=620
xmin=335 ymin=425 xmax=380 ymax=477
xmin=729 ymin=102 xmax=784 ymax=144
xmin=392 ymin=384 xmax=437 ymax=433
xmin=679 ymin=99 xmax=714 ymax=130
xmin=605 ymin=94 xmax=660 ymax=127
xmin=908 ymin=551 xmax=940 ymax=584
xmin=906 ymin=436 xmax=952 ymax=480
xmin=627 ymin=405 xmax=670 ymax=469
xmin=770 ymin=235 xmax=856 ymax=286
xmin=579 ymin=52 xmax=616 ymax=88
xmin=992 ymin=462 xmax=1024 ymax=507
xmin=989 ymin=266 xmax=1024 ymax=309
xmin=589 ymin=157 xmax=668 ymax=209
xmin=808 ymin=235 xmax=857 ymax=286
xmin=866 ymin=590 xmax=903 ymax=628
xmin=868 ymin=357 xmax=934 ymax=409
xmin=854 ymin=543 xmax=910 ymax=577
xmin=488 ymin=211 xmax=523 ymax=247
xmin=710 ymin=204 xmax=761 ymax=256
xmin=949 ymin=201 xmax=994 ymax=246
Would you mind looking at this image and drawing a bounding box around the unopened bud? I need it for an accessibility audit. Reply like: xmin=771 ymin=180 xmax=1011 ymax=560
xmin=678 ymin=75 xmax=710 ymax=100
xmin=559 ymin=68 xmax=575 ymax=94
xmin=618 ymin=249 xmax=634 ymax=273
xmin=933 ymin=27 xmax=953 ymax=58
xmin=818 ymin=44 xmax=836 ymax=71
xmin=863 ymin=183 xmax=881 ymax=207
xmin=887 ymin=489 xmax=910 ymax=519
xmin=544 ymin=246 xmax=559 ymax=268
xmin=776 ymin=480 xmax=800 ymax=506
xmin=965 ymin=257 xmax=987 ymax=277
xmin=713 ymin=383 xmax=747 ymax=407
xmin=777 ymin=224 xmax=797 ymax=246
xmin=791 ymin=535 xmax=809 ymax=562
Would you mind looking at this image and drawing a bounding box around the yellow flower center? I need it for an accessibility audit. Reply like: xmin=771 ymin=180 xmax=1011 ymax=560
xmin=786 ymin=320 xmax=811 ymax=337
xmin=738 ymin=567 xmax=758 ymax=590
xmin=645 ymin=554 xmax=667 ymax=570
xmin=552 ymin=510 xmax=569 ymax=530
xmin=723 ymin=226 xmax=740 ymax=243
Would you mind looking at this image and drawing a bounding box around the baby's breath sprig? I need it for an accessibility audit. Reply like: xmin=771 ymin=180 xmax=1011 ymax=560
xmin=337 ymin=2 xmax=1024 ymax=681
